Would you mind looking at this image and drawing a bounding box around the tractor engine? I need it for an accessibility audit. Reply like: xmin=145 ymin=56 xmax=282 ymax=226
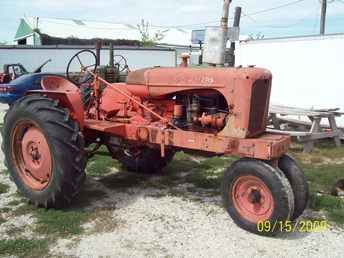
xmin=98 ymin=66 xmax=272 ymax=139
xmin=172 ymin=91 xmax=228 ymax=132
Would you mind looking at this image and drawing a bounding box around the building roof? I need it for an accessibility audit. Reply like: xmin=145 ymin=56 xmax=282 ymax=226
xmin=15 ymin=16 xmax=192 ymax=46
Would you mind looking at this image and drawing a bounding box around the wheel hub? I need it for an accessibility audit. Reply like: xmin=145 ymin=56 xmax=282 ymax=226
xmin=232 ymin=176 xmax=274 ymax=223
xmin=12 ymin=122 xmax=52 ymax=191
xmin=28 ymin=144 xmax=41 ymax=162
xmin=248 ymin=188 xmax=262 ymax=204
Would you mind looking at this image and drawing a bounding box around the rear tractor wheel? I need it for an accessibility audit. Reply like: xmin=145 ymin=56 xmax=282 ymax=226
xmin=222 ymin=159 xmax=294 ymax=236
xmin=2 ymin=95 xmax=87 ymax=208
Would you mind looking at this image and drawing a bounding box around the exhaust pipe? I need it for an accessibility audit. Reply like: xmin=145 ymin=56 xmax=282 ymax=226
xmin=221 ymin=0 xmax=232 ymax=30
xmin=227 ymin=6 xmax=242 ymax=67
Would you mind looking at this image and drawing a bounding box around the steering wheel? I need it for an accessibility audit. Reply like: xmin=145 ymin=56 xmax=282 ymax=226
xmin=113 ymin=55 xmax=128 ymax=72
xmin=66 ymin=50 xmax=98 ymax=86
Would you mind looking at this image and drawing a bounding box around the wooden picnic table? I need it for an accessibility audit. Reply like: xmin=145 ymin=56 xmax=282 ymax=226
xmin=268 ymin=105 xmax=344 ymax=152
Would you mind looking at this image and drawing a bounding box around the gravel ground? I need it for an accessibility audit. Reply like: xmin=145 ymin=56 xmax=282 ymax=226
xmin=0 ymin=104 xmax=344 ymax=258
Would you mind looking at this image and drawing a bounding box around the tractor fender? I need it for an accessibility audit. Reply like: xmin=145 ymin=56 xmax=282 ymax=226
xmin=26 ymin=76 xmax=85 ymax=129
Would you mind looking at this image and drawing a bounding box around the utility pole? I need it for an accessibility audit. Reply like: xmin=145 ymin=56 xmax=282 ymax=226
xmin=320 ymin=0 xmax=327 ymax=35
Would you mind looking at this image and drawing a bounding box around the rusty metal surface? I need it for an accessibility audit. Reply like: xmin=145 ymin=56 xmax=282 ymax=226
xmin=34 ymin=57 xmax=285 ymax=161
xmin=41 ymin=76 xmax=80 ymax=92
xmin=100 ymin=66 xmax=272 ymax=138
xmin=126 ymin=68 xmax=151 ymax=85
xmin=84 ymin=118 xmax=290 ymax=160
xmin=28 ymin=76 xmax=85 ymax=128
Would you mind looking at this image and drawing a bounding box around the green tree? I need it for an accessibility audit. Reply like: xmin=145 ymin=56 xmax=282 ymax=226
xmin=137 ymin=19 xmax=164 ymax=47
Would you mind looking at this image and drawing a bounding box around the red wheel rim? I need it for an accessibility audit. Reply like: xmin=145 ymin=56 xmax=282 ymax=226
xmin=231 ymin=176 xmax=274 ymax=223
xmin=11 ymin=121 xmax=52 ymax=191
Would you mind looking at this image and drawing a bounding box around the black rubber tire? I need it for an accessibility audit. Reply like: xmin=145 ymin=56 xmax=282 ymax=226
xmin=117 ymin=147 xmax=175 ymax=174
xmin=222 ymin=158 xmax=294 ymax=236
xmin=279 ymin=154 xmax=309 ymax=220
xmin=2 ymin=95 xmax=87 ymax=208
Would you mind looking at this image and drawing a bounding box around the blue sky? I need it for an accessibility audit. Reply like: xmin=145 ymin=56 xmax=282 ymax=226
xmin=0 ymin=0 xmax=344 ymax=43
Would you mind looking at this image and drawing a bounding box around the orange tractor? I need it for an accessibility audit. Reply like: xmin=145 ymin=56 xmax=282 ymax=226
xmin=2 ymin=2 xmax=308 ymax=236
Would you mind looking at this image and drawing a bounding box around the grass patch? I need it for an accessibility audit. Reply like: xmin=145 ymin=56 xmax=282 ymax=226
xmin=12 ymin=190 xmax=25 ymax=199
xmin=1 ymin=169 xmax=9 ymax=175
xmin=313 ymin=141 xmax=344 ymax=159
xmin=0 ymin=204 xmax=91 ymax=254
xmin=162 ymin=153 xmax=236 ymax=189
xmin=185 ymin=156 xmax=236 ymax=189
xmin=310 ymin=194 xmax=344 ymax=211
xmin=328 ymin=209 xmax=344 ymax=225
xmin=86 ymin=147 xmax=119 ymax=177
xmin=164 ymin=157 xmax=199 ymax=175
xmin=288 ymin=142 xmax=344 ymax=225
xmin=310 ymin=194 xmax=344 ymax=225
xmin=35 ymin=209 xmax=90 ymax=237
xmin=0 ymin=182 xmax=9 ymax=195
xmin=303 ymin=164 xmax=344 ymax=193
xmin=0 ymin=238 xmax=49 ymax=257
xmin=0 ymin=207 xmax=11 ymax=213
xmin=7 ymin=200 xmax=22 ymax=207
xmin=12 ymin=203 xmax=35 ymax=216
xmin=6 ymin=226 xmax=23 ymax=237
xmin=290 ymin=142 xmax=344 ymax=165
xmin=9 ymin=203 xmax=91 ymax=237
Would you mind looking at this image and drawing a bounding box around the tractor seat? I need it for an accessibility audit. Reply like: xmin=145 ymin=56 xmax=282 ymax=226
xmin=126 ymin=68 xmax=152 ymax=85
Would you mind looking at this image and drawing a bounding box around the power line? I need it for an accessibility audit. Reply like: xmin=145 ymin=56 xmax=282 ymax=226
xmin=241 ymin=11 xmax=257 ymax=23
xmin=252 ymin=2 xmax=322 ymax=29
xmin=244 ymin=0 xmax=307 ymax=16
xmin=162 ymin=0 xmax=308 ymax=28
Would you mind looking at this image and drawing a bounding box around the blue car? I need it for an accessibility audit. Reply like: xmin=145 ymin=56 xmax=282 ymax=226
xmin=0 ymin=73 xmax=65 ymax=105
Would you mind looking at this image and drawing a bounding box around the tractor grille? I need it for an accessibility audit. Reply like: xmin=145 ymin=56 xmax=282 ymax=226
xmin=248 ymin=79 xmax=270 ymax=136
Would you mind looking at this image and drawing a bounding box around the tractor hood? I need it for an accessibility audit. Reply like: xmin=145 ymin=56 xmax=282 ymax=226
xmin=126 ymin=66 xmax=272 ymax=98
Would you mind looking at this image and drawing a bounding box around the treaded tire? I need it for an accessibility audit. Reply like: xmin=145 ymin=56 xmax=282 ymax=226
xmin=2 ymin=95 xmax=87 ymax=208
xmin=117 ymin=147 xmax=175 ymax=174
xmin=222 ymin=158 xmax=294 ymax=236
xmin=279 ymin=154 xmax=309 ymax=220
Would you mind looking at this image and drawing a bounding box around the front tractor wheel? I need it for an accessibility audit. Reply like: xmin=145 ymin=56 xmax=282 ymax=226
xmin=2 ymin=95 xmax=87 ymax=208
xmin=222 ymin=159 xmax=294 ymax=236
xmin=278 ymin=155 xmax=309 ymax=220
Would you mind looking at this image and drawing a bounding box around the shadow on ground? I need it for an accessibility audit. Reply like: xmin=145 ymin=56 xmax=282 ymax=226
xmin=72 ymin=152 xmax=231 ymax=211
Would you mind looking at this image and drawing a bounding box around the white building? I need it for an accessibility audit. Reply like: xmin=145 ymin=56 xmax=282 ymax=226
xmin=14 ymin=16 xmax=192 ymax=46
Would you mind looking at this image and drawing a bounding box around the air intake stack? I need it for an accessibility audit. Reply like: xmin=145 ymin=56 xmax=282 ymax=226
xmin=203 ymin=0 xmax=232 ymax=66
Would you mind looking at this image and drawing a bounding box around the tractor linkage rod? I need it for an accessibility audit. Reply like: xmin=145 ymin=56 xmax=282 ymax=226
xmin=87 ymin=70 xmax=181 ymax=131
